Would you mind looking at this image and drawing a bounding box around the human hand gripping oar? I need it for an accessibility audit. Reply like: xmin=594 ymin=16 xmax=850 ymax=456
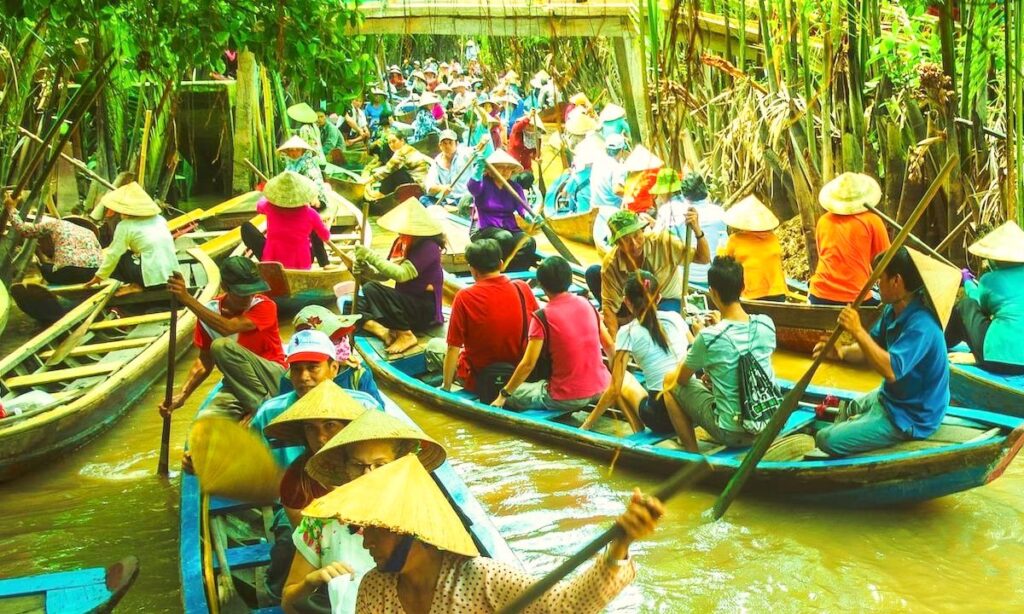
xmin=496 ymin=460 xmax=710 ymax=614
xmin=709 ymin=155 xmax=958 ymax=520
xmin=158 ymin=272 xmax=184 ymax=477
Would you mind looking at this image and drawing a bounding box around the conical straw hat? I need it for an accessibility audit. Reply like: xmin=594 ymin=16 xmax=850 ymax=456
xmin=99 ymin=182 xmax=161 ymax=216
xmin=486 ymin=149 xmax=524 ymax=172
xmin=303 ymin=454 xmax=478 ymax=557
xmin=907 ymin=247 xmax=962 ymax=330
xmin=263 ymin=170 xmax=319 ymax=208
xmin=967 ymin=221 xmax=1024 ymax=263
xmin=263 ymin=380 xmax=368 ymax=444
xmin=418 ymin=92 xmax=441 ymax=107
xmin=818 ymin=172 xmax=882 ymax=215
xmin=189 ymin=417 xmax=283 ymax=505
xmin=306 ymin=408 xmax=446 ymax=486
xmin=564 ymin=109 xmax=597 ymax=136
xmin=622 ymin=145 xmax=663 ymax=173
xmin=287 ymin=102 xmax=318 ymax=124
xmin=723 ymin=195 xmax=780 ymax=232
xmin=599 ymin=103 xmax=626 ymax=122
xmin=277 ymin=135 xmax=315 ymax=153
xmin=377 ymin=198 xmax=443 ymax=237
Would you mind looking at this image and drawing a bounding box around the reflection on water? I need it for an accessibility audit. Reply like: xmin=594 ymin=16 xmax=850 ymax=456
xmin=0 ymin=311 xmax=1023 ymax=612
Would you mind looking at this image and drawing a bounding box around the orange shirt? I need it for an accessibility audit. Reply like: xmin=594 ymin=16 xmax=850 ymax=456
xmin=622 ymin=169 xmax=659 ymax=213
xmin=720 ymin=231 xmax=787 ymax=300
xmin=809 ymin=212 xmax=891 ymax=303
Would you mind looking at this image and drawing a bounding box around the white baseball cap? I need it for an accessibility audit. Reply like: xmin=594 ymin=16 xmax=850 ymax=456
xmin=285 ymin=329 xmax=336 ymax=364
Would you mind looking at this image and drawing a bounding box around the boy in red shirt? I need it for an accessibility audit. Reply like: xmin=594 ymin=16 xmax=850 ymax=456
xmin=162 ymin=256 xmax=287 ymax=420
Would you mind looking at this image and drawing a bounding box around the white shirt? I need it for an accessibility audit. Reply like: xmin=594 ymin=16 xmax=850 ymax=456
xmin=293 ymin=517 xmax=376 ymax=614
xmin=614 ymin=311 xmax=689 ymax=392
xmin=589 ymin=152 xmax=625 ymax=208
xmin=96 ymin=215 xmax=179 ymax=287
xmin=426 ymin=146 xmax=474 ymax=200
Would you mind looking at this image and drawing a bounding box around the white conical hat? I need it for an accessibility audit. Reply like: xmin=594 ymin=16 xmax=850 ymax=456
xmin=819 ymin=172 xmax=882 ymax=215
xmin=723 ymin=195 xmax=780 ymax=232
xmin=486 ymin=149 xmax=524 ymax=172
xmin=564 ymin=108 xmax=598 ymax=136
xmin=377 ymin=198 xmax=443 ymax=237
xmin=302 ymin=454 xmax=479 ymax=557
xmin=99 ymin=182 xmax=161 ymax=216
xmin=262 ymin=171 xmax=319 ymax=208
xmin=967 ymin=221 xmax=1024 ymax=263
xmin=287 ymin=102 xmax=318 ymax=124
xmin=622 ymin=145 xmax=663 ymax=173
xmin=599 ymin=103 xmax=626 ymax=122
xmin=907 ymin=247 xmax=962 ymax=330
xmin=277 ymin=135 xmax=315 ymax=153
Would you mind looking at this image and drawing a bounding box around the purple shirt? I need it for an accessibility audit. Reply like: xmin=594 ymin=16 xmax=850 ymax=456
xmin=395 ymin=238 xmax=444 ymax=325
xmin=468 ymin=177 xmax=530 ymax=233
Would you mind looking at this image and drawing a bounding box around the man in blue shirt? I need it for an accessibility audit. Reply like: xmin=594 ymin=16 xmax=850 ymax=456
xmin=814 ymin=247 xmax=954 ymax=456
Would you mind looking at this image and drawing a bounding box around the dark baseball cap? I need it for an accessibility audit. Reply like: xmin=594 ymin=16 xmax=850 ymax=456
xmin=220 ymin=256 xmax=270 ymax=296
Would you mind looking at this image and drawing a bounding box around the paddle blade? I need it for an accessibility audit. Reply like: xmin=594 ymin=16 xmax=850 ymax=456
xmin=188 ymin=417 xmax=283 ymax=505
xmin=538 ymin=222 xmax=581 ymax=265
xmin=44 ymin=282 xmax=120 ymax=367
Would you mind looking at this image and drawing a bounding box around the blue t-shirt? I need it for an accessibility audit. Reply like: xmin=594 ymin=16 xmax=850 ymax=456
xmin=870 ymin=298 xmax=949 ymax=437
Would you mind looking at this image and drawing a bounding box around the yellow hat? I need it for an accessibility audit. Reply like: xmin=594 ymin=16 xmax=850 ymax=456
xmin=262 ymin=380 xmax=368 ymax=445
xmin=263 ymin=170 xmax=319 ymax=208
xmin=277 ymin=135 xmax=315 ymax=153
xmin=302 ymin=454 xmax=479 ymax=557
xmin=723 ymin=195 xmax=780 ymax=232
xmin=377 ymin=198 xmax=444 ymax=237
xmin=569 ymin=92 xmax=591 ymax=106
xmin=287 ymin=102 xmax=318 ymax=124
xmin=564 ymin=109 xmax=597 ymax=136
xmin=503 ymin=70 xmax=520 ymax=84
xmin=99 ymin=182 xmax=161 ymax=217
xmin=622 ymin=144 xmax=663 ymax=173
xmin=189 ymin=417 xmax=283 ymax=505
xmin=907 ymin=247 xmax=962 ymax=329
xmin=967 ymin=221 xmax=1024 ymax=263
xmin=305 ymin=409 xmax=447 ymax=486
xmin=818 ymin=172 xmax=882 ymax=215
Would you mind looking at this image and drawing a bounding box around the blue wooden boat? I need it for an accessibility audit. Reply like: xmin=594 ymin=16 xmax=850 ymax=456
xmin=179 ymin=386 xmax=517 ymax=613
xmin=355 ymin=331 xmax=1024 ymax=507
xmin=950 ymin=363 xmax=1024 ymax=418
xmin=0 ymin=556 xmax=139 ymax=613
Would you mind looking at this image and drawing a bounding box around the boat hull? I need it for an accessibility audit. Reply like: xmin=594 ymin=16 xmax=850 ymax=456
xmin=0 ymin=556 xmax=139 ymax=613
xmin=515 ymin=208 xmax=598 ymax=245
xmin=741 ymin=299 xmax=882 ymax=354
xmin=950 ymin=364 xmax=1024 ymax=417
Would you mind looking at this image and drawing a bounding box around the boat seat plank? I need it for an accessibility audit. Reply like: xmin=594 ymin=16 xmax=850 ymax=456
xmin=5 ymin=362 xmax=124 ymax=389
xmin=251 ymin=608 xmax=285 ymax=614
xmin=209 ymin=496 xmax=255 ymax=516
xmin=90 ymin=311 xmax=175 ymax=331
xmin=212 ymin=542 xmax=272 ymax=571
xmin=46 ymin=584 xmax=111 ymax=612
xmin=37 ymin=336 xmax=157 ymax=360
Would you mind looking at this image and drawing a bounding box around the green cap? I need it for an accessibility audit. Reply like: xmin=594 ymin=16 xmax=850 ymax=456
xmin=649 ymin=168 xmax=683 ymax=195
xmin=220 ymin=256 xmax=270 ymax=296
xmin=607 ymin=210 xmax=648 ymax=245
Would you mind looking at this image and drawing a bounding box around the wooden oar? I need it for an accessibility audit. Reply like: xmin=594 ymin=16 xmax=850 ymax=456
xmin=679 ymin=226 xmax=694 ymax=317
xmin=18 ymin=127 xmax=117 ymax=190
xmin=865 ymin=204 xmax=957 ymax=268
xmin=44 ymin=281 xmax=121 ymax=367
xmin=243 ymin=158 xmax=270 ymax=183
xmin=485 ymin=161 xmax=581 ymax=265
xmin=157 ymin=295 xmax=178 ymax=477
xmin=496 ymin=459 xmax=710 ymax=614
xmin=710 ymin=155 xmax=958 ymax=521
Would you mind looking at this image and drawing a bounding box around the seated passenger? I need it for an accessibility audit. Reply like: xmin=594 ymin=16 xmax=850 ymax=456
xmin=582 ymin=270 xmax=690 ymax=434
xmin=945 ymin=222 xmax=1024 ymax=374
xmin=427 ymin=238 xmax=539 ymax=401
xmin=283 ymin=409 xmax=446 ymax=614
xmin=719 ymin=195 xmax=787 ymax=302
xmin=367 ymin=130 xmax=432 ymax=195
xmin=490 ymin=256 xmax=611 ymax=413
xmin=665 ymin=256 xmax=777 ymax=451
xmin=423 ymin=130 xmax=478 ymax=211
xmin=814 ymin=248 xmax=958 ymax=456
xmin=241 ymin=171 xmax=331 ymax=271
xmin=4 ymin=194 xmax=102 ymax=285
xmin=353 ymin=198 xmax=445 ymax=355
xmin=292 ymin=306 xmax=384 ymax=407
xmin=304 ymin=454 xmax=664 ymax=614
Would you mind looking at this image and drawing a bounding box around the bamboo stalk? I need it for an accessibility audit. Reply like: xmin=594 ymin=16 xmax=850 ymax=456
xmin=18 ymin=127 xmax=116 ymax=190
xmin=138 ymin=110 xmax=153 ymax=190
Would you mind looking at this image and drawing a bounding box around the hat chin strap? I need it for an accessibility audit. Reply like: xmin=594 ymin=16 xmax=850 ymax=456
xmin=382 ymin=534 xmax=416 ymax=573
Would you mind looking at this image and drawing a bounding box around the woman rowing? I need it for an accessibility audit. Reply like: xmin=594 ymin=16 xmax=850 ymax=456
xmin=719 ymin=195 xmax=787 ymax=302
xmin=353 ymin=198 xmax=445 ymax=355
xmin=282 ymin=408 xmax=446 ymax=613
xmin=467 ymin=149 xmax=538 ymax=271
xmin=241 ymin=171 xmax=332 ymax=271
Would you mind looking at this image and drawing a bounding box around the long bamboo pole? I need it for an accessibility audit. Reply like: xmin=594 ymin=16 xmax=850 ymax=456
xmin=137 ymin=110 xmax=153 ymax=189
xmin=865 ymin=204 xmax=957 ymax=268
xmin=18 ymin=127 xmax=117 ymax=190
xmin=711 ymin=156 xmax=958 ymax=520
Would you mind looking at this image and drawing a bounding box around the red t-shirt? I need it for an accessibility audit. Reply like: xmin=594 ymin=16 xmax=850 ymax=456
xmin=624 ymin=169 xmax=660 ymax=213
xmin=529 ymin=293 xmax=610 ymax=400
xmin=447 ymin=276 xmax=539 ymax=391
xmin=507 ymin=117 xmax=538 ymax=170
xmin=194 ymin=294 xmax=287 ymax=367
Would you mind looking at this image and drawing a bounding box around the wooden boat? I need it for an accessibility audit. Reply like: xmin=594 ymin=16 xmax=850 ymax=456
xmin=538 ymin=102 xmax=569 ymax=124
xmin=365 ymin=183 xmax=423 ymax=216
xmin=515 ymin=208 xmax=598 ymax=245
xmin=950 ymin=363 xmax=1024 ymax=418
xmin=257 ymin=259 xmax=353 ymax=314
xmin=410 ymin=131 xmax=441 ymax=158
xmin=356 ymin=331 xmax=1024 ymax=506
xmin=0 ymin=281 xmax=9 ymax=339
xmin=179 ymin=387 xmax=518 ymax=613
xmin=324 ymin=173 xmax=368 ymax=204
xmin=0 ymin=556 xmax=139 ymax=613
xmin=0 ymin=245 xmax=223 ymax=481
xmin=740 ymin=299 xmax=882 ymax=354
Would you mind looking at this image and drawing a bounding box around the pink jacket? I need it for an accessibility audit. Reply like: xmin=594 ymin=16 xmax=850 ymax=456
xmin=257 ymin=197 xmax=330 ymax=270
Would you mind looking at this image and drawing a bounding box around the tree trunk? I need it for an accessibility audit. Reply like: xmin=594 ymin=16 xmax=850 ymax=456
xmin=232 ymin=50 xmax=258 ymax=193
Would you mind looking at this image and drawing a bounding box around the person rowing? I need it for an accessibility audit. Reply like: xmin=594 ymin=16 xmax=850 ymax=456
xmin=283 ymin=409 xmax=447 ymax=613
xmin=467 ymin=149 xmax=538 ymax=272
xmin=814 ymin=247 xmax=960 ymax=456
xmin=302 ymin=453 xmax=665 ymax=613
xmin=353 ymin=198 xmax=445 ymax=355
xmin=365 ymin=130 xmax=432 ymax=197
xmin=946 ymin=221 xmax=1024 ymax=374
xmin=3 ymin=192 xmax=101 ymax=285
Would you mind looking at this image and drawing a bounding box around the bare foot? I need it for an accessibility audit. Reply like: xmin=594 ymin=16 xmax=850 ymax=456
xmin=363 ymin=320 xmax=390 ymax=342
xmin=948 ymin=351 xmax=977 ymax=365
xmin=386 ymin=330 xmax=419 ymax=355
